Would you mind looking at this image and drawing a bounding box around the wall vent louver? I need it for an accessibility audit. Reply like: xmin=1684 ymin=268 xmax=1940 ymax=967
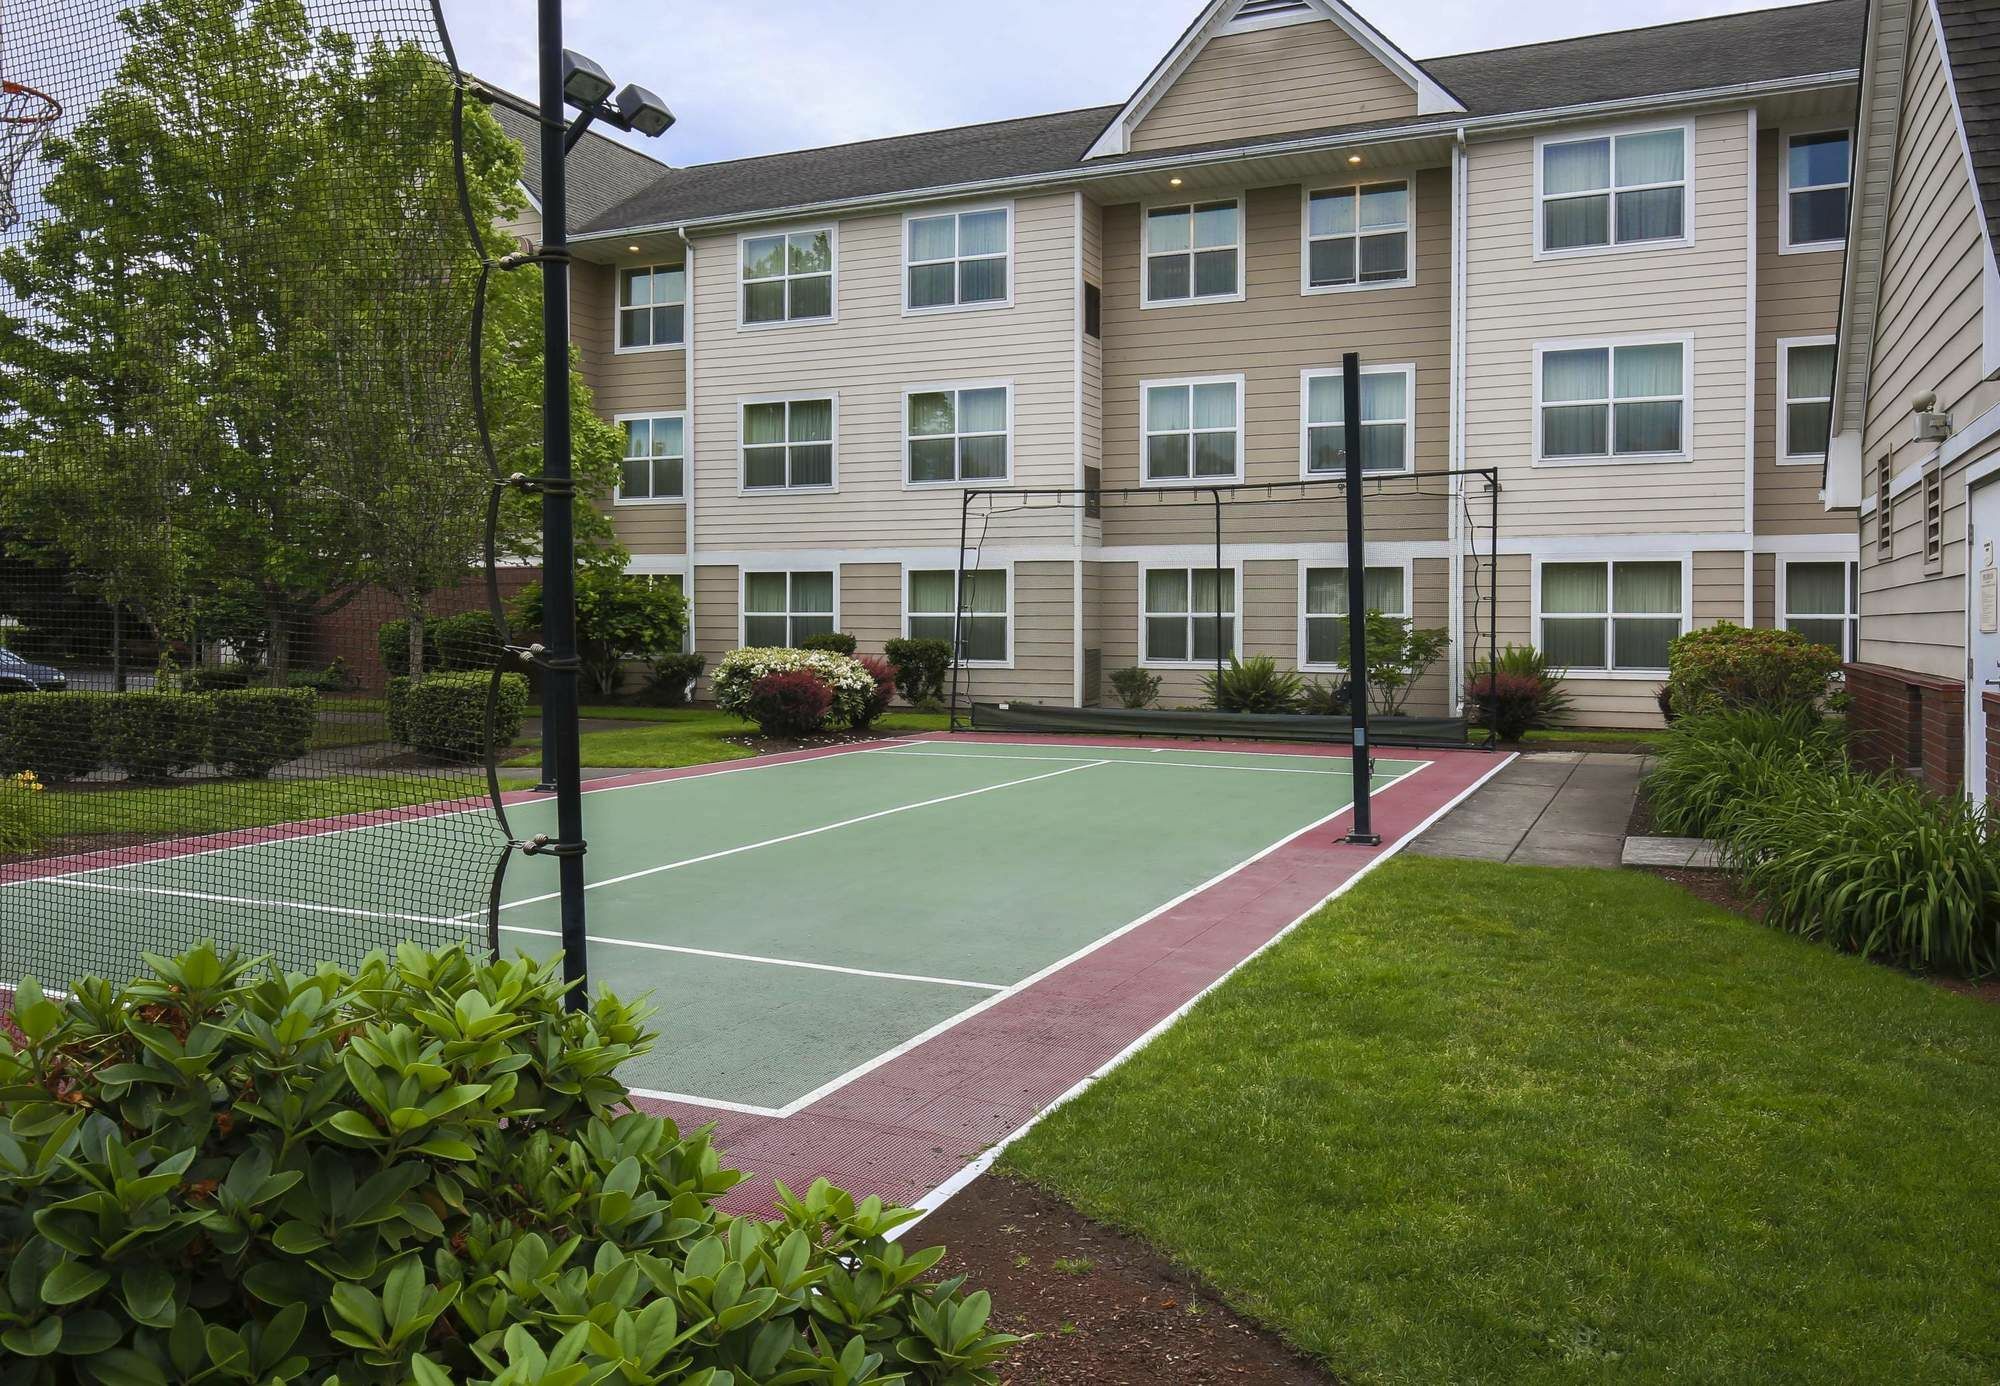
xmin=1236 ymin=0 xmax=1312 ymax=17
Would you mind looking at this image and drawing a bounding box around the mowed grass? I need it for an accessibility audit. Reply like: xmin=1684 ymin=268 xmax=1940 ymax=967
xmin=20 ymin=774 xmax=528 ymax=840
xmin=1003 ymin=857 xmax=2000 ymax=1384
xmin=505 ymin=708 xmax=950 ymax=769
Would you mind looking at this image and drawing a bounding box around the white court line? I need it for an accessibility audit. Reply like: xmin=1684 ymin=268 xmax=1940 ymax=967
xmin=491 ymin=924 xmax=1004 ymax=992
xmin=624 ymin=1086 xmax=787 ymax=1119
xmin=940 ymin=735 xmax=1433 ymax=766
xmin=43 ymin=876 xmax=466 ymax=928
xmin=483 ymin=759 xmax=1108 ymax=916
xmin=875 ymin=749 xmax=1358 ymax=776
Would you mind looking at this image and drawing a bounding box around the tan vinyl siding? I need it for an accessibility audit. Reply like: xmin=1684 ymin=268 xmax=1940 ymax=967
xmin=1098 ymin=172 xmax=1451 ymax=548
xmin=1129 ymin=22 xmax=1416 ymax=153
xmin=690 ymin=565 xmax=738 ymax=699
xmin=1477 ymin=553 xmax=1682 ymax=728
xmin=1082 ymin=562 xmax=1106 ymax=704
xmin=1693 ymin=550 xmax=1745 ymax=626
xmin=1754 ymin=550 xmax=1778 ymax=626
xmin=577 ymin=260 xmax=687 ymax=417
xmin=1081 ymin=198 xmax=1105 ymax=548
xmin=689 ymin=194 xmax=1077 ymax=553
xmin=1754 ymin=128 xmax=1849 ymax=536
xmin=1463 ymin=111 xmax=1752 ymax=537
xmin=1011 ymin=561 xmax=1079 ymax=704
xmin=610 ymin=504 xmax=686 ymax=553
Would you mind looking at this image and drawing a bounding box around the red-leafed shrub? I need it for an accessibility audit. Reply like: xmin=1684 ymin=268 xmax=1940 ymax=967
xmin=855 ymin=655 xmax=897 ymax=728
xmin=1465 ymin=670 xmax=1547 ymax=742
xmin=746 ymin=669 xmax=835 ymax=737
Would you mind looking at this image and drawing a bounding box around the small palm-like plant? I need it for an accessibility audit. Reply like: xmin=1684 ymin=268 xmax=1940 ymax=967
xmin=1202 ymin=655 xmax=1305 ymax=714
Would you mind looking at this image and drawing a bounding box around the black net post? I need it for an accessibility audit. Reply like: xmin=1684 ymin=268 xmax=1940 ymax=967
xmin=1213 ymin=486 xmax=1225 ymax=691
xmin=950 ymin=489 xmax=970 ymax=732
xmin=1341 ymin=352 xmax=1380 ymax=846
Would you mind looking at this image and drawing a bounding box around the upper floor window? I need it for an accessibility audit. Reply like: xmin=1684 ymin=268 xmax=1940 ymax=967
xmin=907 ymin=569 xmax=1009 ymax=664
xmin=1143 ymin=199 xmax=1241 ymax=306
xmin=907 ymin=385 xmax=1010 ymax=484
xmin=1143 ymin=375 xmax=1242 ymax=484
xmin=1540 ymin=559 xmax=1684 ymax=672
xmin=1782 ymin=130 xmax=1850 ymax=251
xmin=1302 ymin=565 xmax=1406 ymax=668
xmin=741 ymin=397 xmax=835 ymax=491
xmin=741 ymin=228 xmax=834 ymax=326
xmin=618 ymin=265 xmax=684 ymax=349
xmin=616 ymin=414 xmax=684 ymax=503
xmin=1782 ymin=559 xmax=1857 ymax=660
xmin=1302 ymin=366 xmax=1413 ymax=476
xmin=743 ymin=571 xmax=835 ymax=647
xmin=1537 ymin=339 xmax=1688 ymax=463
xmin=1539 ymin=126 xmax=1687 ymax=254
xmin=1305 ymin=181 xmax=1410 ymax=290
xmin=1779 ymin=338 xmax=1836 ymax=463
xmin=906 ymin=206 xmax=1010 ymax=311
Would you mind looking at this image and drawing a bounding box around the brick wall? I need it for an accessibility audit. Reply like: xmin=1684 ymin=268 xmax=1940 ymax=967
xmin=309 ymin=568 xmax=541 ymax=692
xmin=1845 ymin=662 xmax=1965 ymax=798
xmin=1986 ymin=691 xmax=2000 ymax=804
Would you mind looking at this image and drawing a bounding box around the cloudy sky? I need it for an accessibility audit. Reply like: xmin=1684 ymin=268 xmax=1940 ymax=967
xmin=435 ymin=0 xmax=1827 ymax=169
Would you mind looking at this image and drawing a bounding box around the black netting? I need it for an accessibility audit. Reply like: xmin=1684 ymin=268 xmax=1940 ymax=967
xmin=0 ymin=0 xmax=524 ymax=992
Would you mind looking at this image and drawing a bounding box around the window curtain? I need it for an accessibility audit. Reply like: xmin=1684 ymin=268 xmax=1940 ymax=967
xmin=1611 ymin=561 xmax=1681 ymax=670
xmin=909 ymin=216 xmax=955 ymax=261
xmin=1541 ymin=563 xmax=1608 ymax=667
xmin=1309 ymin=189 xmax=1354 ymax=237
xmin=1192 ymin=382 xmax=1236 ymax=430
xmin=1545 ymin=139 xmax=1609 ymax=194
xmin=744 ymin=573 xmax=789 ymax=646
xmin=1788 ymin=343 xmax=1835 ymax=398
xmin=787 ymin=399 xmax=833 ymax=487
xmin=743 ymin=403 xmax=787 ymax=488
xmin=909 ymin=570 xmax=953 ymax=614
xmin=1612 ymin=345 xmax=1683 ymax=453
xmin=959 ymin=388 xmax=1007 ymax=434
xmin=1787 ymin=345 xmax=1835 ymax=454
xmin=1190 ymin=569 xmax=1234 ymax=661
xmin=1615 ymin=130 xmax=1683 ymax=184
xmin=1613 ymin=344 xmax=1681 ymax=398
xmin=790 ymin=572 xmax=834 ymax=615
xmin=1145 ymin=569 xmax=1189 ymax=661
xmin=1543 ymin=349 xmax=1609 ymax=456
xmin=1787 ymin=562 xmax=1845 ymax=615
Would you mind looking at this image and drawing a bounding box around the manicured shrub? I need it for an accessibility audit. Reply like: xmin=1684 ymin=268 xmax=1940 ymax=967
xmin=98 ymin=691 xmax=213 ymax=780
xmin=431 ymin=609 xmax=505 ymax=671
xmin=0 ymin=944 xmax=1017 ymax=1383
xmin=209 ymin=688 xmax=319 ymax=778
xmin=1464 ymin=670 xmax=1547 ymax=741
xmin=287 ymin=657 xmax=352 ymax=693
xmin=0 ymin=769 xmax=46 ymax=856
xmin=713 ymin=647 xmax=878 ymax=729
xmin=855 ymin=654 xmax=897 ymax=728
xmin=181 ymin=660 xmax=263 ymax=692
xmin=884 ymin=637 xmax=954 ymax=708
xmin=746 ymin=669 xmax=836 ymax=737
xmin=1299 ymin=679 xmax=1350 ymax=716
xmin=1468 ymin=643 xmax=1572 ymax=731
xmin=644 ymin=650 xmax=705 ymax=707
xmin=1203 ymin=655 xmax=1304 ymax=714
xmin=1109 ymin=665 xmax=1161 ymax=710
xmin=799 ymin=630 xmax=859 ymax=656
xmin=377 ymin=617 xmax=436 ymax=680
xmin=0 ymin=692 xmax=102 ymax=782
xmin=1664 ymin=622 xmax=1840 ymax=718
xmin=389 ymin=671 xmax=527 ymax=761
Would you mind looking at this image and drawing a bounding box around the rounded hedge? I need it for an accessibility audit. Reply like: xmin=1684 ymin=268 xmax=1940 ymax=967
xmin=387 ymin=672 xmax=527 ymax=762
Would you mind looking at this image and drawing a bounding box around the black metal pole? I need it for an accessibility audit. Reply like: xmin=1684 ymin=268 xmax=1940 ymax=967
xmin=950 ymin=491 xmax=969 ymax=731
xmin=1342 ymin=352 xmax=1380 ymax=845
xmin=539 ymin=0 xmax=590 ymax=1007
xmin=1487 ymin=472 xmax=1500 ymax=748
xmin=1213 ymin=487 xmax=1224 ymax=690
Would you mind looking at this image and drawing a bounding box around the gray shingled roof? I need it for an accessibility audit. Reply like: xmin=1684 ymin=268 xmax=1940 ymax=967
xmin=486 ymin=97 xmax=673 ymax=230
xmin=1937 ymin=0 xmax=2000 ymax=266
xmin=560 ymin=0 xmax=1865 ymax=236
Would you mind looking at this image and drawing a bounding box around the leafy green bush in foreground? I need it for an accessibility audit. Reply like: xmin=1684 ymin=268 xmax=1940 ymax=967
xmin=0 ymin=944 xmax=1015 ymax=1383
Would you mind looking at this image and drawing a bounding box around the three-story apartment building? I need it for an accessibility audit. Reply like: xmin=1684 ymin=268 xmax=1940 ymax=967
xmin=496 ymin=0 xmax=1866 ymax=726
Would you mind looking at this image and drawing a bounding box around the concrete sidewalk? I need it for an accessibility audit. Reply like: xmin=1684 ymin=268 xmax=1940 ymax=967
xmin=1410 ymin=751 xmax=1647 ymax=868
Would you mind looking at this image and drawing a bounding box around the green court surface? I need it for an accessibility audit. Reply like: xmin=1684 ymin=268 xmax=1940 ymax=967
xmin=3 ymin=740 xmax=1424 ymax=1116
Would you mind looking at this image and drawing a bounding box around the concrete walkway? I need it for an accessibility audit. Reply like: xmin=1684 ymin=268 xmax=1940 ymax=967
xmin=1410 ymin=751 xmax=1647 ymax=868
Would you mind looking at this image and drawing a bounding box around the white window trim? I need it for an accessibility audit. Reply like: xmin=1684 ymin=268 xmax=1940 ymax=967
xmin=611 ymin=409 xmax=687 ymax=507
xmin=900 ymin=560 xmax=1015 ymax=669
xmin=1778 ymin=125 xmax=1852 ymax=255
xmin=1138 ymin=560 xmax=1245 ymax=669
xmin=1777 ymin=556 xmax=1858 ymax=661
xmin=1530 ymin=555 xmax=1693 ymax=679
xmin=737 ymin=567 xmax=840 ymax=649
xmin=736 ymin=392 xmax=840 ymax=496
xmin=901 ymin=202 xmax=1016 ymax=317
xmin=1298 ymin=364 xmax=1417 ymax=478
xmin=1531 ymin=333 xmax=1695 ymax=467
xmin=1296 ymin=557 xmax=1414 ymax=672
xmin=1299 ymin=180 xmax=1416 ymax=295
xmin=735 ymin=223 xmax=839 ymax=332
xmin=1777 ymin=334 xmax=1838 ymax=465
xmin=1532 ymin=119 xmax=1696 ymax=261
xmin=901 ymin=380 xmax=1015 ymax=489
xmin=1139 ymin=372 xmax=1246 ymax=488
xmin=613 ymin=262 xmax=686 ymax=354
xmin=1139 ymin=193 xmax=1246 ymax=309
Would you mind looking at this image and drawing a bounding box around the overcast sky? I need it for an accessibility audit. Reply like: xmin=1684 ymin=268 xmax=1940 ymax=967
xmin=435 ymin=0 xmax=1826 ymax=169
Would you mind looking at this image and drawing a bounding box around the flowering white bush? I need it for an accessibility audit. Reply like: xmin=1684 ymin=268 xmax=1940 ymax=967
xmin=713 ymin=646 xmax=879 ymax=728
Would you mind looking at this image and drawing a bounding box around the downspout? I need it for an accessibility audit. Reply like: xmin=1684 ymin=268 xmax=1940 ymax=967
xmin=672 ymin=225 xmax=694 ymax=672
xmin=1449 ymin=125 xmax=1468 ymax=714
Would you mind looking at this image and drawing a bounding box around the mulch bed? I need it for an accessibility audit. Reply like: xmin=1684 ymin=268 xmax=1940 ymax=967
xmin=917 ymin=1172 xmax=1333 ymax=1385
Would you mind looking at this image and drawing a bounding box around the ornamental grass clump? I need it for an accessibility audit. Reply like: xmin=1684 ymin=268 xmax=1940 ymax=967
xmin=1643 ymin=705 xmax=1844 ymax=839
xmin=713 ymin=647 xmax=879 ymax=729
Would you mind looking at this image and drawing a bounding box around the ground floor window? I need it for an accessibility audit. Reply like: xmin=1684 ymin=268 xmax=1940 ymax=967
xmin=907 ymin=569 xmax=1008 ymax=663
xmin=742 ymin=570 xmax=834 ymax=647
xmin=1144 ymin=567 xmax=1235 ymax=663
xmin=1302 ymin=565 xmax=1407 ymax=666
xmin=1540 ymin=559 xmax=1683 ymax=671
xmin=1783 ymin=559 xmax=1857 ymax=660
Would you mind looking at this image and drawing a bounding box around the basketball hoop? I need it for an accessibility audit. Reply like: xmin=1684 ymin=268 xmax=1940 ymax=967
xmin=0 ymin=79 xmax=59 ymax=231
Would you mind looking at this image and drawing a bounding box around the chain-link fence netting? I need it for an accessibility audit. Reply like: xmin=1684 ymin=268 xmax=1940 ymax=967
xmin=0 ymin=0 xmax=535 ymax=993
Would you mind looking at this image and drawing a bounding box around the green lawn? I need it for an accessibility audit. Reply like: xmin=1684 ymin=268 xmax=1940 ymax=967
xmin=22 ymin=773 xmax=528 ymax=840
xmin=1003 ymin=858 xmax=2000 ymax=1384
xmin=506 ymin=708 xmax=950 ymax=769
xmin=1519 ymin=726 xmax=1671 ymax=749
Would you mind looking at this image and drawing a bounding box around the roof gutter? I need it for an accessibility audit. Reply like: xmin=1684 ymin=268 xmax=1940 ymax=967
xmin=571 ymin=69 xmax=1859 ymax=244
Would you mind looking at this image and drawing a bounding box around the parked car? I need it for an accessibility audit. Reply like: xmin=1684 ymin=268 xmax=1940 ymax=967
xmin=0 ymin=648 xmax=67 ymax=692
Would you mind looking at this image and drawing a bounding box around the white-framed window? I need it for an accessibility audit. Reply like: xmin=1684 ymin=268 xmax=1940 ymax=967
xmin=1300 ymin=563 xmax=1408 ymax=669
xmin=739 ymin=226 xmax=835 ymax=327
xmin=741 ymin=570 xmax=836 ymax=648
xmin=1301 ymin=365 xmax=1414 ymax=476
xmin=1781 ymin=559 xmax=1857 ymax=660
xmin=906 ymin=384 xmax=1010 ymax=485
xmin=1538 ymin=559 xmax=1686 ymax=672
xmin=1537 ymin=124 xmax=1690 ymax=255
xmin=1142 ymin=198 xmax=1242 ymax=306
xmin=905 ymin=205 xmax=1011 ymax=312
xmin=1778 ymin=337 xmax=1836 ymax=463
xmin=740 ymin=396 xmax=836 ymax=492
xmin=1141 ymin=375 xmax=1243 ymax=484
xmin=1536 ymin=338 xmax=1690 ymax=463
xmin=615 ymin=413 xmax=684 ymax=503
xmin=1142 ymin=566 xmax=1237 ymax=665
xmin=1781 ymin=129 xmax=1851 ymax=252
xmin=906 ymin=567 xmax=1010 ymax=665
xmin=1303 ymin=181 xmax=1411 ymax=291
xmin=617 ymin=264 xmax=685 ymax=349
